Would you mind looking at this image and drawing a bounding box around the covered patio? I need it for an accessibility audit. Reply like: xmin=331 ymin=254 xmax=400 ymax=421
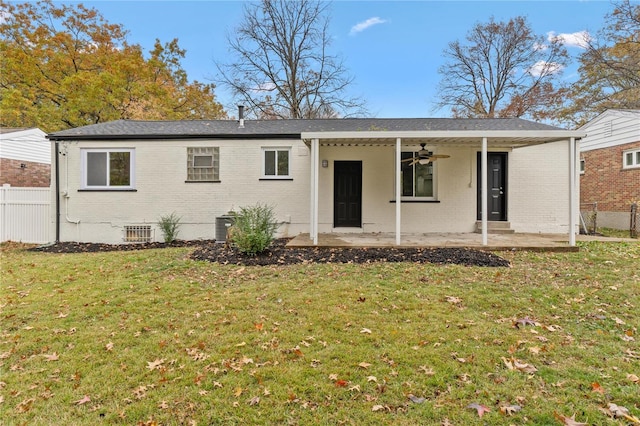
xmin=302 ymin=127 xmax=585 ymax=248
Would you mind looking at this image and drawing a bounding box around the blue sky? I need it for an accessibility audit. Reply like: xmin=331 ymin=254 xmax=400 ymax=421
xmin=82 ymin=0 xmax=614 ymax=118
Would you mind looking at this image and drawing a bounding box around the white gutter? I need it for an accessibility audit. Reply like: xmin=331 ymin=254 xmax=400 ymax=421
xmin=302 ymin=130 xmax=585 ymax=141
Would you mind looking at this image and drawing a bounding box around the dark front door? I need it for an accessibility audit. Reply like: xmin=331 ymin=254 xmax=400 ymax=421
xmin=334 ymin=161 xmax=362 ymax=227
xmin=477 ymin=153 xmax=507 ymax=221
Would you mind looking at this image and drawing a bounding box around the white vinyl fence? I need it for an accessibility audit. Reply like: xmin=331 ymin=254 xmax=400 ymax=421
xmin=0 ymin=185 xmax=51 ymax=244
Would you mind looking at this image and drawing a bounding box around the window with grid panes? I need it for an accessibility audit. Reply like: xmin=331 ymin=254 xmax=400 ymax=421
xmin=187 ymin=147 xmax=219 ymax=181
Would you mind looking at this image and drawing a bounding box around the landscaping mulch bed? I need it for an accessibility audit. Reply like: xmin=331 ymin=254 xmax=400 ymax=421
xmin=30 ymin=239 xmax=510 ymax=267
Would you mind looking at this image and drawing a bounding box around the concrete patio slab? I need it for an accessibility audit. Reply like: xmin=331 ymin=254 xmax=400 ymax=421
xmin=286 ymin=232 xmax=638 ymax=252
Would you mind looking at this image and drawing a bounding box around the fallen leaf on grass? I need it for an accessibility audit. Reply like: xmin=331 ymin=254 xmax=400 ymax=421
xmin=445 ymin=296 xmax=462 ymax=305
xmin=467 ymin=402 xmax=491 ymax=417
xmin=73 ymin=395 xmax=91 ymax=405
xmin=105 ymin=342 xmax=114 ymax=351
xmin=358 ymin=362 xmax=372 ymax=369
xmin=248 ymin=396 xmax=260 ymax=406
xmin=513 ymin=316 xmax=537 ymax=329
xmin=360 ymin=328 xmax=372 ymax=334
xmin=599 ymin=403 xmax=638 ymax=421
xmin=419 ymin=365 xmax=435 ymax=375
xmin=500 ymin=404 xmax=522 ymax=416
xmin=554 ymin=411 xmax=588 ymax=426
xmin=591 ymin=382 xmax=605 ymax=394
xmin=43 ymin=352 xmax=59 ymax=362
xmin=502 ymin=357 xmax=537 ymax=374
xmin=408 ymin=394 xmax=425 ymax=404
xmin=628 ymin=374 xmax=639 ymax=383
xmin=335 ymin=380 xmax=348 ymax=387
xmin=16 ymin=398 xmax=35 ymax=413
xmin=146 ymin=358 xmax=164 ymax=370
xmin=372 ymin=404 xmax=387 ymax=412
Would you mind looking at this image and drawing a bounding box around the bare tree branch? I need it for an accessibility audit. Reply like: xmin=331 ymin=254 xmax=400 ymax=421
xmin=436 ymin=16 xmax=568 ymax=121
xmin=215 ymin=0 xmax=367 ymax=119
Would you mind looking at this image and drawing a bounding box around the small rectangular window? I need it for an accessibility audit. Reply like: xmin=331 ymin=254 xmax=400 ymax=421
xmin=124 ymin=225 xmax=152 ymax=242
xmin=262 ymin=148 xmax=290 ymax=178
xmin=623 ymin=148 xmax=640 ymax=169
xmin=187 ymin=147 xmax=219 ymax=181
xmin=579 ymin=159 xmax=585 ymax=174
xmin=82 ymin=149 xmax=134 ymax=189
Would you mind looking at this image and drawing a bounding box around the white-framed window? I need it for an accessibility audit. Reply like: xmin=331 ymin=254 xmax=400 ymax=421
xmin=262 ymin=147 xmax=291 ymax=178
xmin=400 ymin=151 xmax=436 ymax=199
xmin=580 ymin=158 xmax=585 ymax=174
xmin=81 ymin=148 xmax=135 ymax=189
xmin=187 ymin=147 xmax=219 ymax=181
xmin=623 ymin=148 xmax=640 ymax=169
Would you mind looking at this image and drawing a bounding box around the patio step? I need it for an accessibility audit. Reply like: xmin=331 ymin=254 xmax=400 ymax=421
xmin=475 ymin=221 xmax=515 ymax=234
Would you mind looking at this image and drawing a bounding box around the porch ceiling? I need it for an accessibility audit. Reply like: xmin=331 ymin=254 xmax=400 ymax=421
xmin=302 ymin=130 xmax=585 ymax=149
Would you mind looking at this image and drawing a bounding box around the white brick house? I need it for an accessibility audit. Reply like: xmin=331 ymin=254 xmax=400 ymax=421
xmin=47 ymin=117 xmax=583 ymax=246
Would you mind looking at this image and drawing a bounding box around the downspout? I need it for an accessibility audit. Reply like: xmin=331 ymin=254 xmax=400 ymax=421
xmin=54 ymin=141 xmax=60 ymax=243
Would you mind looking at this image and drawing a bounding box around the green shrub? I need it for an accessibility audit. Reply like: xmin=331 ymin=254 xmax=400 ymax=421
xmin=158 ymin=212 xmax=181 ymax=243
xmin=229 ymin=203 xmax=279 ymax=255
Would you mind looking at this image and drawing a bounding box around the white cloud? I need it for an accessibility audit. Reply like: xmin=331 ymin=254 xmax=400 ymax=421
xmin=547 ymin=31 xmax=591 ymax=49
xmin=251 ymin=82 xmax=276 ymax=93
xmin=349 ymin=17 xmax=387 ymax=35
xmin=528 ymin=60 xmax=564 ymax=77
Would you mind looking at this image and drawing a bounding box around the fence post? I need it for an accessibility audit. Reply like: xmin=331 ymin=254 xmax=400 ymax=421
xmin=631 ymin=203 xmax=638 ymax=239
xmin=0 ymin=185 xmax=7 ymax=242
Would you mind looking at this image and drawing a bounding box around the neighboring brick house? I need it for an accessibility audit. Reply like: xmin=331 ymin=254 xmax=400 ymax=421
xmin=579 ymin=110 xmax=640 ymax=230
xmin=0 ymin=128 xmax=51 ymax=187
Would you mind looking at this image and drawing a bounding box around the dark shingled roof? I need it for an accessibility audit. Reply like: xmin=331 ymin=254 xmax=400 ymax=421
xmin=47 ymin=118 xmax=565 ymax=141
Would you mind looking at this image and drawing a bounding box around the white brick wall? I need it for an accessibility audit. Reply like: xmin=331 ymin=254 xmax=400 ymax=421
xmin=54 ymin=138 xmax=574 ymax=243
xmin=56 ymin=139 xmax=311 ymax=243
xmin=509 ymin=141 xmax=575 ymax=233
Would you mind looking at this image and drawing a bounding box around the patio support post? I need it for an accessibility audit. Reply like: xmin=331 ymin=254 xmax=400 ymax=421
xmin=395 ymin=138 xmax=402 ymax=245
xmin=569 ymin=137 xmax=576 ymax=247
xmin=481 ymin=137 xmax=488 ymax=246
xmin=309 ymin=138 xmax=319 ymax=245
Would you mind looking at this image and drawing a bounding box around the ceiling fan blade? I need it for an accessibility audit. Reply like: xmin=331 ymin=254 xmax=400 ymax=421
xmin=400 ymin=157 xmax=415 ymax=163
xmin=431 ymin=154 xmax=451 ymax=159
xmin=410 ymin=158 xmax=420 ymax=166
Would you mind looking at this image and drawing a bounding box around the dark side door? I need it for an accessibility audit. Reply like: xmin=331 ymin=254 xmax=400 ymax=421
xmin=334 ymin=161 xmax=362 ymax=227
xmin=477 ymin=152 xmax=507 ymax=221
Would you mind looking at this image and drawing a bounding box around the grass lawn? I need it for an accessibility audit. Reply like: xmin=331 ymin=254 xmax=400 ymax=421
xmin=1 ymin=242 xmax=639 ymax=425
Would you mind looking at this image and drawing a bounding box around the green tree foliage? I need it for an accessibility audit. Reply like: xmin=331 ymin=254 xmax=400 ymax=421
xmin=216 ymin=0 xmax=366 ymax=119
xmin=436 ymin=16 xmax=568 ymax=122
xmin=0 ymin=1 xmax=226 ymax=132
xmin=560 ymin=0 xmax=640 ymax=127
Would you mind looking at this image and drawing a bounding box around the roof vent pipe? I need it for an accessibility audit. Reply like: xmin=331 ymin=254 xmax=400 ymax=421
xmin=238 ymin=105 xmax=245 ymax=128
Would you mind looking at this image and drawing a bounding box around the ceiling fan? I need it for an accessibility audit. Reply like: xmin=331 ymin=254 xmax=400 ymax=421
xmin=401 ymin=143 xmax=451 ymax=166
